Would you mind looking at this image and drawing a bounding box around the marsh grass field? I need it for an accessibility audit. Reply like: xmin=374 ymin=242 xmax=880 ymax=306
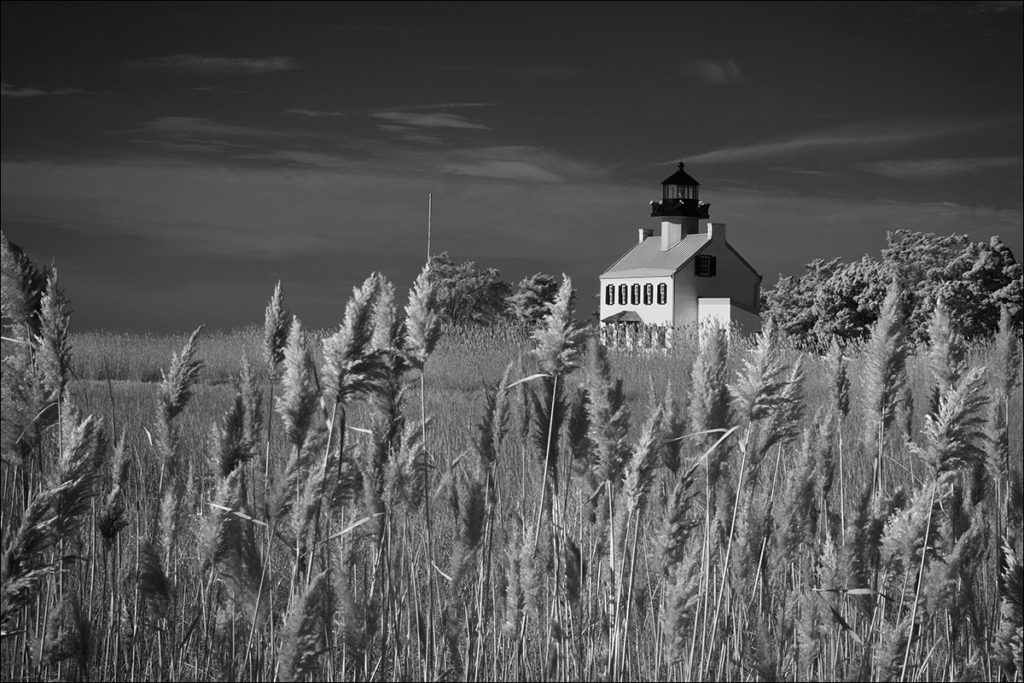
xmin=1 ymin=237 xmax=1022 ymax=681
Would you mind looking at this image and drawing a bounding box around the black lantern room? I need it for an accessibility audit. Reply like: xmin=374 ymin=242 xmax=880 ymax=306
xmin=651 ymin=162 xmax=710 ymax=219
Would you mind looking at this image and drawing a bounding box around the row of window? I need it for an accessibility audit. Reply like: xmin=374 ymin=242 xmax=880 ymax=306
xmin=605 ymin=282 xmax=668 ymax=306
xmin=604 ymin=257 xmax=718 ymax=307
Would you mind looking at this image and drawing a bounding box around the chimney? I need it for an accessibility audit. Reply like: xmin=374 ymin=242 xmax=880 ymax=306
xmin=638 ymin=227 xmax=655 ymax=244
xmin=707 ymin=222 xmax=727 ymax=241
xmin=660 ymin=219 xmax=682 ymax=251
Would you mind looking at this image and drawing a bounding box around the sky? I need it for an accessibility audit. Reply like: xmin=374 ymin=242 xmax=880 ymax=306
xmin=2 ymin=1 xmax=1022 ymax=332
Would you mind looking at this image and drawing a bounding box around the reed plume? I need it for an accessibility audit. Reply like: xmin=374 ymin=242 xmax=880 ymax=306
xmin=404 ymin=263 xmax=443 ymax=369
xmin=263 ymin=280 xmax=291 ymax=374
xmin=278 ymin=571 xmax=328 ymax=682
xmin=276 ymin=318 xmax=318 ymax=452
xmin=861 ymin=285 xmax=908 ymax=466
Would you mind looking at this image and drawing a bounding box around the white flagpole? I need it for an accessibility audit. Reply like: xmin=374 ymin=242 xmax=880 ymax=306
xmin=427 ymin=193 xmax=432 ymax=262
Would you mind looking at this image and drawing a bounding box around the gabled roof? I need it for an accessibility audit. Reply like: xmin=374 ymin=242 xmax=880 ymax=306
xmin=601 ymin=233 xmax=710 ymax=278
xmin=661 ymin=163 xmax=700 ymax=186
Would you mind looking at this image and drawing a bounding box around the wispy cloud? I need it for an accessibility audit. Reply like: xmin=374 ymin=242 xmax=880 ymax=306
xmin=2 ymin=82 xmax=93 ymax=98
xmin=287 ymin=102 xmax=496 ymax=119
xmin=677 ymin=120 xmax=996 ymax=165
xmin=371 ymin=111 xmax=489 ymax=130
xmin=139 ymin=116 xmax=287 ymax=139
xmin=679 ymin=59 xmax=744 ymax=85
xmin=858 ymin=156 xmax=1022 ymax=180
xmin=425 ymin=63 xmax=591 ymax=79
xmin=126 ymin=55 xmax=298 ymax=74
xmin=286 ymin=108 xmax=348 ymax=118
xmin=771 ymin=166 xmax=838 ymax=177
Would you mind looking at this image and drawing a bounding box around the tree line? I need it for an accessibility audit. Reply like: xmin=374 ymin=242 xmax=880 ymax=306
xmin=761 ymin=229 xmax=1021 ymax=349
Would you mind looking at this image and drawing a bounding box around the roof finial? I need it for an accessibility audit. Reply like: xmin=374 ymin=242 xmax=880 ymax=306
xmin=677 ymin=161 xmax=685 ymax=168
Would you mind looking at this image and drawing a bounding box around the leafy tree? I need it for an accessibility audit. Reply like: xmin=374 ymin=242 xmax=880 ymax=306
xmin=427 ymin=252 xmax=512 ymax=326
xmin=508 ymin=272 xmax=560 ymax=326
xmin=762 ymin=230 xmax=1022 ymax=349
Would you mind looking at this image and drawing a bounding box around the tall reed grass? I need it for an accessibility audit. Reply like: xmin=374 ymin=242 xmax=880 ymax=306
xmin=2 ymin=231 xmax=1022 ymax=681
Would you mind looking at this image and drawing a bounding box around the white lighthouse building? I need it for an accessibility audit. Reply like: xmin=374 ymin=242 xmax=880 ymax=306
xmin=599 ymin=164 xmax=761 ymax=343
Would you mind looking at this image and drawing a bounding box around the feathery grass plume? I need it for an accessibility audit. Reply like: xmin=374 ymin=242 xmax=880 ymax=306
xmin=688 ymin=320 xmax=730 ymax=482
xmin=623 ymin=405 xmax=664 ymax=516
xmin=861 ymin=284 xmax=908 ymax=457
xmin=493 ymin=360 xmax=514 ymax=449
xmin=759 ymin=359 xmax=804 ymax=459
xmin=33 ymin=269 xmax=73 ymax=403
xmin=528 ymin=376 xmax=567 ymax=494
xmin=986 ymin=399 xmax=1010 ymax=487
xmin=204 ymin=469 xmax=264 ymax=620
xmin=404 ymin=263 xmax=443 ymax=369
xmin=50 ymin=397 xmax=105 ymax=531
xmin=839 ymin=487 xmax=906 ymax=597
xmin=776 ymin=428 xmax=821 ymax=564
xmin=729 ymin=318 xmax=789 ymax=426
xmin=371 ymin=274 xmax=405 ymax=355
xmin=915 ymin=366 xmax=990 ymax=478
xmin=278 ymin=571 xmax=328 ymax=682
xmin=41 ymin=593 xmax=90 ymax=679
xmin=1 ymin=495 xmax=58 ymax=626
xmin=383 ymin=420 xmax=428 ymax=512
xmin=322 ymin=273 xmax=385 ymax=406
xmin=275 ymin=318 xmax=319 ymax=452
xmin=658 ymin=467 xmax=698 ymax=572
xmin=927 ymin=298 xmax=966 ymax=411
xmin=658 ymin=381 xmax=686 ymax=474
xmin=263 ymin=280 xmax=291 ymax=374
xmin=921 ymin=507 xmax=985 ymax=623
xmin=827 ymin=340 xmax=850 ymax=418
xmin=584 ymin=336 xmax=632 ymax=486
xmin=880 ymin=482 xmax=937 ymax=572
xmin=874 ymin=617 xmax=911 ymax=681
xmin=334 ymin=548 xmax=369 ymax=670
xmin=531 ymin=274 xmax=589 ymax=377
xmin=661 ymin=554 xmax=701 ymax=667
xmin=290 ymin=427 xmax=332 ymax=546
xmin=994 ymin=532 xmax=1023 ymax=677
xmin=211 ymin=374 xmax=256 ymax=478
xmin=993 ymin=305 xmax=1021 ymax=401
xmin=1 ymin=401 xmax=102 ymax=626
xmin=518 ymin=523 xmax=543 ymax=620
xmin=0 ymin=231 xmax=48 ymax=338
xmin=159 ymin=325 xmax=203 ymax=422
xmin=97 ymin=434 xmax=130 ymax=547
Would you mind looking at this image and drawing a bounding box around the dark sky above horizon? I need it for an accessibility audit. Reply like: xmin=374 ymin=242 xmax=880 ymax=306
xmin=2 ymin=1 xmax=1022 ymax=332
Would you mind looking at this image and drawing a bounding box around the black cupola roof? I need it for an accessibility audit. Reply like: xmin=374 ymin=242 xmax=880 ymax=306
xmin=661 ymin=163 xmax=700 ymax=187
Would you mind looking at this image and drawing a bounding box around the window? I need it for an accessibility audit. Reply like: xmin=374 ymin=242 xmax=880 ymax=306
xmin=618 ymin=284 xmax=628 ymax=305
xmin=657 ymin=283 xmax=667 ymax=305
xmin=643 ymin=283 xmax=653 ymax=305
xmin=630 ymin=283 xmax=641 ymax=305
xmin=696 ymin=255 xmax=717 ymax=277
xmin=605 ymin=284 xmax=614 ymax=306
